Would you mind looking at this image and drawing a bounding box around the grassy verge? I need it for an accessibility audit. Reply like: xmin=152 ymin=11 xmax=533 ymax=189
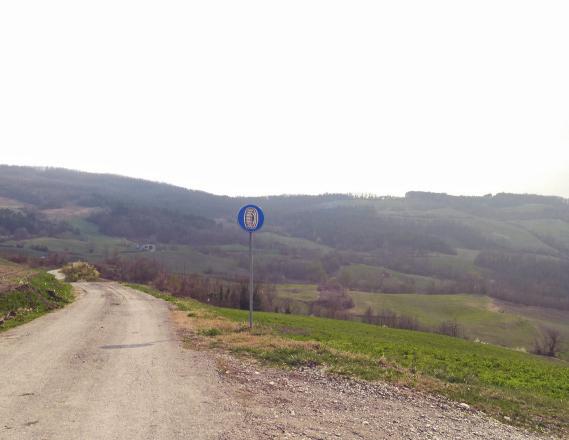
xmin=275 ymin=284 xmax=569 ymax=360
xmin=127 ymin=283 xmax=569 ymax=435
xmin=0 ymin=272 xmax=73 ymax=331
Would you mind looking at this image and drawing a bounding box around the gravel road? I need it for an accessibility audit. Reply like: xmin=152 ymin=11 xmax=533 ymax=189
xmin=0 ymin=282 xmax=239 ymax=440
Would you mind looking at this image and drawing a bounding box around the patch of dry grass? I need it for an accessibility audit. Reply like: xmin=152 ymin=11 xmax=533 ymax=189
xmin=0 ymin=260 xmax=34 ymax=294
xmin=173 ymin=308 xmax=325 ymax=355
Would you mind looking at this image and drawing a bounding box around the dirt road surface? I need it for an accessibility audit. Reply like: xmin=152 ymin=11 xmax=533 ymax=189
xmin=0 ymin=282 xmax=239 ymax=440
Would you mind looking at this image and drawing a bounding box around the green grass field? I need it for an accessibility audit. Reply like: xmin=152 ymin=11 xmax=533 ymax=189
xmin=349 ymin=292 xmax=537 ymax=345
xmin=273 ymin=283 xmax=320 ymax=314
xmin=513 ymin=219 xmax=569 ymax=251
xmin=274 ymin=284 xmax=569 ymax=360
xmin=128 ymin=283 xmax=569 ymax=434
xmin=338 ymin=263 xmax=444 ymax=292
xmin=413 ymin=248 xmax=484 ymax=276
xmin=256 ymin=232 xmax=333 ymax=252
xmin=5 ymin=219 xmax=134 ymax=260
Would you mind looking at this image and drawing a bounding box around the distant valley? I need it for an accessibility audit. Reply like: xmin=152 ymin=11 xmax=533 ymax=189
xmin=1 ymin=164 xmax=569 ymax=358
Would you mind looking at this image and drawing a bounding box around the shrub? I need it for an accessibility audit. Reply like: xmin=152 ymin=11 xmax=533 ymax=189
xmin=532 ymin=326 xmax=562 ymax=358
xmin=200 ymin=328 xmax=222 ymax=336
xmin=61 ymin=261 xmax=100 ymax=282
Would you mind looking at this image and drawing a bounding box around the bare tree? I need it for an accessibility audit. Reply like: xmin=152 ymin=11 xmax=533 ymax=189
xmin=363 ymin=306 xmax=376 ymax=324
xmin=437 ymin=319 xmax=463 ymax=338
xmin=532 ymin=326 xmax=562 ymax=357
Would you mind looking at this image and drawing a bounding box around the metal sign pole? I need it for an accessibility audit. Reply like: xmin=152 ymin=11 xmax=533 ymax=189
xmin=237 ymin=204 xmax=264 ymax=330
xmin=248 ymin=231 xmax=254 ymax=329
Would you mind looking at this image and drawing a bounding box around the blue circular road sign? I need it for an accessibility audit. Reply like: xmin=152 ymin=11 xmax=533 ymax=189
xmin=238 ymin=205 xmax=264 ymax=232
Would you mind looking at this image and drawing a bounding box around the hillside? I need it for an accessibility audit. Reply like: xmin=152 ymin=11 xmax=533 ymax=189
xmin=0 ymin=258 xmax=73 ymax=331
xmin=1 ymin=164 xmax=569 ymax=358
xmin=274 ymin=284 xmax=569 ymax=360
xmin=1 ymin=166 xmax=569 ymax=299
xmin=130 ymin=284 xmax=569 ymax=434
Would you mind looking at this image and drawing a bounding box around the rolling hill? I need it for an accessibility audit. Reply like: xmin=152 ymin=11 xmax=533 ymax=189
xmin=1 ymin=164 xmax=569 ymax=357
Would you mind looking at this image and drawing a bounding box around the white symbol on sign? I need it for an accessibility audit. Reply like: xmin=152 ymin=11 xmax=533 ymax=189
xmin=244 ymin=207 xmax=259 ymax=229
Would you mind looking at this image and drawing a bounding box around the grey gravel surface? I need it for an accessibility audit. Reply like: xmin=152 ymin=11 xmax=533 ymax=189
xmin=216 ymin=354 xmax=557 ymax=440
xmin=0 ymin=282 xmax=238 ymax=440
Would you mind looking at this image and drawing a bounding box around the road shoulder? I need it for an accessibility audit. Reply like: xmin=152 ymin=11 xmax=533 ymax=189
xmin=171 ymin=309 xmax=548 ymax=440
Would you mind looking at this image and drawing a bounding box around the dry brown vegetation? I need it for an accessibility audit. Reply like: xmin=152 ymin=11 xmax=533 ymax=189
xmin=41 ymin=205 xmax=101 ymax=221
xmin=0 ymin=196 xmax=24 ymax=209
xmin=174 ymin=308 xmax=314 ymax=355
xmin=61 ymin=261 xmax=100 ymax=282
xmin=0 ymin=260 xmax=33 ymax=294
xmin=533 ymin=327 xmax=563 ymax=358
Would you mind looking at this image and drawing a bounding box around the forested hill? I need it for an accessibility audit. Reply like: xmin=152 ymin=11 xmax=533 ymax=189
xmin=0 ymin=165 xmax=234 ymax=217
xmin=1 ymin=164 xmax=569 ymax=309
xmin=0 ymin=165 xmax=355 ymax=217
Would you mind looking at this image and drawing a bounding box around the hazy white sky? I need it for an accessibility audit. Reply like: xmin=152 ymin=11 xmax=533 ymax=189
xmin=1 ymin=1 xmax=568 ymax=197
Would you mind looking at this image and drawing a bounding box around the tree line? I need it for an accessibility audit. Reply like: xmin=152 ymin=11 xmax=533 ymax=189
xmin=475 ymin=251 xmax=569 ymax=310
xmin=0 ymin=208 xmax=75 ymax=241
xmin=96 ymin=256 xmax=276 ymax=312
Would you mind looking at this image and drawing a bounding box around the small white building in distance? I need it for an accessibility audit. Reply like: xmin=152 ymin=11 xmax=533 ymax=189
xmin=136 ymin=243 xmax=156 ymax=252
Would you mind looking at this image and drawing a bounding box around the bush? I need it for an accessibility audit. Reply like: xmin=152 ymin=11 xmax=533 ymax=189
xmin=200 ymin=328 xmax=222 ymax=336
xmin=532 ymin=326 xmax=562 ymax=358
xmin=61 ymin=261 xmax=100 ymax=282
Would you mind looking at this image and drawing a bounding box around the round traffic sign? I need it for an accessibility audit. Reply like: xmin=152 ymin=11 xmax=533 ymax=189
xmin=237 ymin=204 xmax=264 ymax=232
